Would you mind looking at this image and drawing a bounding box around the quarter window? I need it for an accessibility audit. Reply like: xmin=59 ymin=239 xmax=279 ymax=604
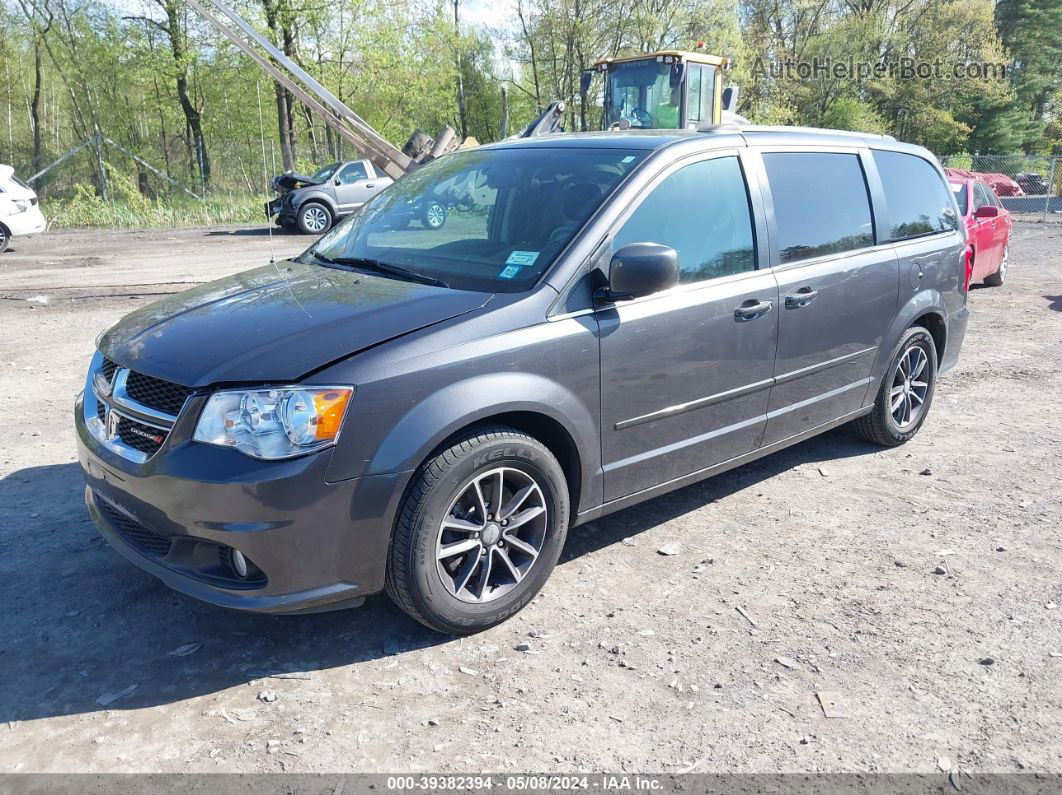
xmin=612 ymin=156 xmax=756 ymax=284
xmin=762 ymin=152 xmax=874 ymax=263
xmin=873 ymin=150 xmax=958 ymax=240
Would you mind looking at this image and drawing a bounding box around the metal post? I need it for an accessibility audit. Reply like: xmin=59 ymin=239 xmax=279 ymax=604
xmin=257 ymin=80 xmax=267 ymax=193
xmin=94 ymin=130 xmax=108 ymax=202
xmin=500 ymin=85 xmax=509 ymax=139
xmin=1046 ymin=156 xmax=1059 ymax=226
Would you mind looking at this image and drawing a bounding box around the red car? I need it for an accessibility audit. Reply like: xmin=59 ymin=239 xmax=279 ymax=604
xmin=949 ymin=177 xmax=1011 ymax=287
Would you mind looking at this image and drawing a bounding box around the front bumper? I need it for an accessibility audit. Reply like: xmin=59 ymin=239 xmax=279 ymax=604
xmin=3 ymin=204 xmax=46 ymax=236
xmin=75 ymin=387 xmax=409 ymax=614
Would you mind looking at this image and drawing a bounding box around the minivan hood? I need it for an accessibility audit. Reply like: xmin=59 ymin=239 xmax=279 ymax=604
xmin=99 ymin=261 xmax=492 ymax=386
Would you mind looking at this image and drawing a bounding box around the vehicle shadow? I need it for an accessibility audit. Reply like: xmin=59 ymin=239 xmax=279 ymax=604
xmin=0 ymin=426 xmax=876 ymax=724
xmin=1045 ymin=294 xmax=1062 ymax=312
xmin=205 ymin=227 xmax=303 ymax=237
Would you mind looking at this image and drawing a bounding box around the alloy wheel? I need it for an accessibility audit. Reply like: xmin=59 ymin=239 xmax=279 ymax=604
xmin=435 ymin=467 xmax=547 ymax=603
xmin=302 ymin=205 xmax=329 ymax=233
xmin=425 ymin=203 xmax=445 ymax=228
xmin=890 ymin=344 xmax=930 ymax=429
xmin=999 ymin=245 xmax=1008 ymax=279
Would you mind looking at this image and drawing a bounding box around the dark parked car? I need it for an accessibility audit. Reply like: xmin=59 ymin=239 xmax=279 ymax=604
xmin=77 ymin=127 xmax=969 ymax=634
xmin=267 ymin=159 xmax=393 ymax=234
xmin=1015 ymin=172 xmax=1049 ymax=196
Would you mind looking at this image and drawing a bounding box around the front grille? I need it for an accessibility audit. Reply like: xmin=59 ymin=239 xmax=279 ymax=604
xmin=100 ymin=358 xmax=118 ymax=381
xmin=98 ymin=500 xmax=172 ymax=558
xmin=125 ymin=371 xmax=194 ymax=416
xmin=115 ymin=414 xmax=168 ymax=456
xmin=96 ymin=400 xmax=107 ymax=422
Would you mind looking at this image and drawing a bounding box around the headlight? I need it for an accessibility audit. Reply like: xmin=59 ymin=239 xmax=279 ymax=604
xmin=193 ymin=386 xmax=353 ymax=460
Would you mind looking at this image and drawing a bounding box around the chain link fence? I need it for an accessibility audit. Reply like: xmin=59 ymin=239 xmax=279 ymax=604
xmin=940 ymin=153 xmax=1062 ymax=222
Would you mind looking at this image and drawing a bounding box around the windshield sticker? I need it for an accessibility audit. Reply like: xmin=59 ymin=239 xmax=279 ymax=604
xmin=505 ymin=250 xmax=539 ymax=267
xmin=621 ymin=155 xmax=637 ymax=164
xmin=498 ymin=265 xmax=523 ymax=279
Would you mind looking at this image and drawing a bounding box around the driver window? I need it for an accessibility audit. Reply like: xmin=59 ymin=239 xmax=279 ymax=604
xmin=973 ymin=183 xmax=991 ymax=210
xmin=612 ymin=157 xmax=756 ymax=284
xmin=337 ymin=163 xmax=368 ymax=184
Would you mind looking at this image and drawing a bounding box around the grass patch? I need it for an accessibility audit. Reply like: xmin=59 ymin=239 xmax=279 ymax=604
xmin=43 ymin=190 xmax=265 ymax=230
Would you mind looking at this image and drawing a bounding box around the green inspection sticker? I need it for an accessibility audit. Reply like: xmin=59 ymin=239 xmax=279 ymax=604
xmin=505 ymin=250 xmax=539 ymax=267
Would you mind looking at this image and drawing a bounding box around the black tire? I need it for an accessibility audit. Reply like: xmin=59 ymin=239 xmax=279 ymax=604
xmin=296 ymin=201 xmax=332 ymax=235
xmin=420 ymin=201 xmax=447 ymax=230
xmin=854 ymin=326 xmax=938 ymax=447
xmin=386 ymin=426 xmax=570 ymax=635
xmin=0 ymin=224 xmax=9 ymax=254
xmin=984 ymin=244 xmax=1008 ymax=287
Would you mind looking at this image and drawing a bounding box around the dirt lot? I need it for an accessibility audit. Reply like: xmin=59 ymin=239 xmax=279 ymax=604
xmin=0 ymin=222 xmax=1060 ymax=774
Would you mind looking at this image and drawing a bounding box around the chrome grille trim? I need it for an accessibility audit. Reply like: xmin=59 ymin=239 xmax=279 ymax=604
xmin=111 ymin=368 xmax=182 ymax=425
xmin=85 ymin=356 xmax=185 ymax=464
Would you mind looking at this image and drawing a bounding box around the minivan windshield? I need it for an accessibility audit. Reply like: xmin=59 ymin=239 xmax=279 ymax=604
xmin=306 ymin=146 xmax=646 ymax=292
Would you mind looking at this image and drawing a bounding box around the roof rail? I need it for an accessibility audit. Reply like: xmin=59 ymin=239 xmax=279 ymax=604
xmin=736 ymin=124 xmax=896 ymax=141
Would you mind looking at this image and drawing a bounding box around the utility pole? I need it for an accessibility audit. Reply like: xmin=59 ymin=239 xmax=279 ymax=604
xmin=452 ymin=0 xmax=468 ymax=139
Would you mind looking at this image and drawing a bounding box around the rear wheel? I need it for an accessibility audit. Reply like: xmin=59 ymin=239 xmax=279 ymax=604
xmin=386 ymin=427 xmax=569 ymax=635
xmin=853 ymin=326 xmax=938 ymax=447
xmin=0 ymin=224 xmax=9 ymax=254
xmin=296 ymin=201 xmax=332 ymax=235
xmin=984 ymin=244 xmax=1008 ymax=287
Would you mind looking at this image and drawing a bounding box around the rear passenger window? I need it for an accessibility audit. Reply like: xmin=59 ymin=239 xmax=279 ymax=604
xmin=874 ymin=150 xmax=958 ymax=240
xmin=613 ymin=156 xmax=755 ymax=284
xmin=762 ymin=152 xmax=874 ymax=264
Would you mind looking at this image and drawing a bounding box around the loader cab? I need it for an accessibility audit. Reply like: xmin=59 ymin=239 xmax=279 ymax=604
xmin=586 ymin=51 xmax=729 ymax=131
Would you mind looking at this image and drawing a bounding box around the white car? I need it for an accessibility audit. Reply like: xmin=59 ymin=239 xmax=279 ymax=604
xmin=0 ymin=165 xmax=46 ymax=253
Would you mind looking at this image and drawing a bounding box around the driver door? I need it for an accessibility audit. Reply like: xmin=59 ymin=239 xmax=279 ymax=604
xmin=333 ymin=162 xmax=377 ymax=214
xmin=597 ymin=152 xmax=778 ymax=501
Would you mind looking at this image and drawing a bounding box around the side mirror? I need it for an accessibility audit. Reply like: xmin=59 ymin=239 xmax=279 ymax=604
xmin=974 ymin=205 xmax=999 ymax=218
xmin=722 ymin=85 xmax=740 ymax=113
xmin=334 ymin=178 xmax=342 ymax=186
xmin=595 ymin=243 xmax=679 ymax=302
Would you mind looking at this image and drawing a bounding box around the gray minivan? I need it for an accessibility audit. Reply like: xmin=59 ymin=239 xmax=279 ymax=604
xmin=76 ymin=127 xmax=970 ymax=634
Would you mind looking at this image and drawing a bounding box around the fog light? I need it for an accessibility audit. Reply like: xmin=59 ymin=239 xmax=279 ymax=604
xmin=231 ymin=549 xmax=249 ymax=579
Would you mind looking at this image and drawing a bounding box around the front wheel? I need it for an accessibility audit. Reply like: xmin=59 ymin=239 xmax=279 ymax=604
xmin=984 ymin=244 xmax=1008 ymax=287
xmin=296 ymin=201 xmax=332 ymax=235
xmin=421 ymin=201 xmax=447 ymax=230
xmin=386 ymin=427 xmax=569 ymax=635
xmin=853 ymin=326 xmax=938 ymax=447
xmin=0 ymin=224 xmax=9 ymax=254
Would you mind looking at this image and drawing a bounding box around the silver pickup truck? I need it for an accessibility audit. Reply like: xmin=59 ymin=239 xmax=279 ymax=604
xmin=267 ymin=159 xmax=393 ymax=234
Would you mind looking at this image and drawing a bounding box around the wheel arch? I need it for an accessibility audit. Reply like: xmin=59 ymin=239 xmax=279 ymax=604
xmin=347 ymin=373 xmax=600 ymax=522
xmin=911 ymin=310 xmax=946 ymax=363
xmin=863 ymin=290 xmax=949 ymax=405
xmin=438 ymin=411 xmax=583 ymax=527
xmin=294 ymin=191 xmax=337 ymax=216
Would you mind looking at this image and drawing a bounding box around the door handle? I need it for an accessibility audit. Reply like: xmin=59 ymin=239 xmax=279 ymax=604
xmin=734 ymin=299 xmax=773 ymax=322
xmin=364 ymin=183 xmax=375 ymax=188
xmin=784 ymin=287 xmax=819 ymax=309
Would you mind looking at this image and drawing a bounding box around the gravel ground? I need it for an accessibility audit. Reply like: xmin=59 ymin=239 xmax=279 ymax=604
xmin=0 ymin=222 xmax=1060 ymax=774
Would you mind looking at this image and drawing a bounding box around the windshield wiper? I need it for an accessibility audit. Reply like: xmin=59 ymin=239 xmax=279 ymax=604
xmin=323 ymin=255 xmax=449 ymax=288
